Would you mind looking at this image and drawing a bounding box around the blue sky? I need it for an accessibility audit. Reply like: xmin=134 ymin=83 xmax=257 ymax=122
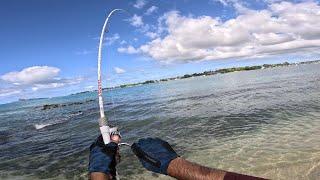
xmin=1 ymin=0 xmax=320 ymax=103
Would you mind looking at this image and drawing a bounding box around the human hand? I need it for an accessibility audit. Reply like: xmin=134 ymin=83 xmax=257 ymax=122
xmin=131 ymin=138 xmax=179 ymax=175
xmin=88 ymin=135 xmax=121 ymax=178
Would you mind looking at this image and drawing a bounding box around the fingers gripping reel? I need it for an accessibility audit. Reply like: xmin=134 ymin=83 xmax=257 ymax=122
xmin=110 ymin=127 xmax=121 ymax=137
xmin=100 ymin=125 xmax=130 ymax=147
xmin=100 ymin=126 xmax=121 ymax=144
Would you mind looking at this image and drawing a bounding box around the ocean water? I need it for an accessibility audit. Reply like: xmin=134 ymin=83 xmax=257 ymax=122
xmin=0 ymin=63 xmax=319 ymax=180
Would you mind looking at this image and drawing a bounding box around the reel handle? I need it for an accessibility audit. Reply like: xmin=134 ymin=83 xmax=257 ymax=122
xmin=119 ymin=142 xmax=131 ymax=147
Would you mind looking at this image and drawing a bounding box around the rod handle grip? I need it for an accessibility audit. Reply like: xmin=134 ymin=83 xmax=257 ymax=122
xmin=100 ymin=126 xmax=111 ymax=144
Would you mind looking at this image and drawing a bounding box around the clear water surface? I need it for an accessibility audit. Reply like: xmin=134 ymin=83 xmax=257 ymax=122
xmin=0 ymin=63 xmax=319 ymax=179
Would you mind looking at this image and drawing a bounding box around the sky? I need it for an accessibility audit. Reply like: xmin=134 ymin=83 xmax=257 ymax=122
xmin=1 ymin=0 xmax=320 ymax=104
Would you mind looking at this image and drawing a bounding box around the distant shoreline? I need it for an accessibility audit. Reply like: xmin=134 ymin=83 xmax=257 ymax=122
xmin=4 ymin=59 xmax=319 ymax=104
xmin=101 ymin=59 xmax=320 ymax=90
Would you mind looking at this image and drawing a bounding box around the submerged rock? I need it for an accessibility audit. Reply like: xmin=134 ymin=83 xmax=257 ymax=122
xmin=42 ymin=104 xmax=61 ymax=110
xmin=41 ymin=99 xmax=95 ymax=110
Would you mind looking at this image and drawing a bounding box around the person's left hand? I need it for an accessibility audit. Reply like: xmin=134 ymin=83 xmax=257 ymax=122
xmin=88 ymin=135 xmax=121 ymax=178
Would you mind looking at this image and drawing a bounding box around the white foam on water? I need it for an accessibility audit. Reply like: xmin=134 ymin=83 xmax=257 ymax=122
xmin=34 ymin=123 xmax=53 ymax=130
xmin=34 ymin=113 xmax=78 ymax=130
xmin=67 ymin=111 xmax=83 ymax=118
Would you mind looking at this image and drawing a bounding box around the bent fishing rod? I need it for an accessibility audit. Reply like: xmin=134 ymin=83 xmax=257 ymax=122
xmin=97 ymin=9 xmax=130 ymax=147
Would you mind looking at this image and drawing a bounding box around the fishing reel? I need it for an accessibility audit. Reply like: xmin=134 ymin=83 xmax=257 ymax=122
xmin=100 ymin=125 xmax=131 ymax=147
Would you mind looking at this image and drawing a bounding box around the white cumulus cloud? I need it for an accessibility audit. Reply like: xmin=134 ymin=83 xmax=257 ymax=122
xmin=119 ymin=1 xmax=320 ymax=63
xmin=117 ymin=45 xmax=140 ymax=54
xmin=1 ymin=66 xmax=60 ymax=85
xmin=114 ymin=67 xmax=126 ymax=74
xmin=213 ymin=0 xmax=229 ymax=6
xmin=134 ymin=0 xmax=146 ymax=9
xmin=145 ymin=32 xmax=158 ymax=39
xmin=31 ymin=77 xmax=83 ymax=91
xmin=0 ymin=89 xmax=21 ymax=97
xmin=129 ymin=14 xmax=144 ymax=27
xmin=145 ymin=6 xmax=158 ymax=15
xmin=105 ymin=33 xmax=120 ymax=46
xmin=31 ymin=83 xmax=64 ymax=91
xmin=120 ymin=40 xmax=127 ymax=45
xmin=1 ymin=66 xmax=83 ymax=93
xmin=211 ymin=0 xmax=242 ymax=7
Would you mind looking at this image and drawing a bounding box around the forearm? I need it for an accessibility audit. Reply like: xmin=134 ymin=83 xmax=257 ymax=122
xmin=167 ymin=157 xmax=267 ymax=180
xmin=89 ymin=172 xmax=111 ymax=180
xmin=168 ymin=158 xmax=225 ymax=180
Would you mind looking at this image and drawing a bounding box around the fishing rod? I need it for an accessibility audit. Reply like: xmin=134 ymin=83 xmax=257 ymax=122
xmin=97 ymin=9 xmax=130 ymax=146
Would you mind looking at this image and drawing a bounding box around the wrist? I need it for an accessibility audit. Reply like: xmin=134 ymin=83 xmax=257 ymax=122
xmin=167 ymin=157 xmax=183 ymax=177
xmin=90 ymin=172 xmax=112 ymax=180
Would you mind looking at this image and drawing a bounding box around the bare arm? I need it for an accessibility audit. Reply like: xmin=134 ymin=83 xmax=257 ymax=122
xmin=89 ymin=172 xmax=111 ymax=180
xmin=131 ymin=138 xmax=267 ymax=180
xmin=168 ymin=158 xmax=225 ymax=180
xmin=167 ymin=157 xmax=267 ymax=180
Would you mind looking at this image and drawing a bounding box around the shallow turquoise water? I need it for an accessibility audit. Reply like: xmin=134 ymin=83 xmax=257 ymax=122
xmin=0 ymin=63 xmax=319 ymax=179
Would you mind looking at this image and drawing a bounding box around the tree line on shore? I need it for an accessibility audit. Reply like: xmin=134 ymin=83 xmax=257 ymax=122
xmin=109 ymin=60 xmax=319 ymax=89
